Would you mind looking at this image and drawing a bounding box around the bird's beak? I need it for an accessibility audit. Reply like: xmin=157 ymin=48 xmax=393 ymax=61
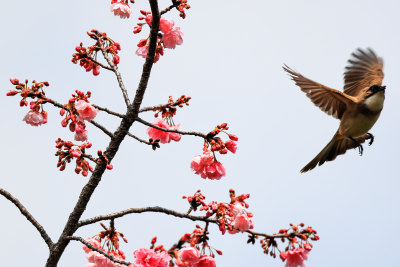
xmin=380 ymin=85 xmax=386 ymax=91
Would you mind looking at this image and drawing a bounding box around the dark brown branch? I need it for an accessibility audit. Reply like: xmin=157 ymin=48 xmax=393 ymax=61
xmin=92 ymin=104 xmax=125 ymax=118
xmin=78 ymin=206 xmax=217 ymax=227
xmin=0 ymin=188 xmax=53 ymax=249
xmin=45 ymin=1 xmax=161 ymax=265
xmin=160 ymin=0 xmax=179 ymax=15
xmin=90 ymin=120 xmax=114 ymax=138
xmin=136 ymin=117 xmax=207 ymax=139
xmin=127 ymin=132 xmax=152 ymax=145
xmin=98 ymin=40 xmax=131 ymax=107
xmin=78 ymin=206 xmax=293 ymax=240
xmin=66 ymin=236 xmax=130 ymax=266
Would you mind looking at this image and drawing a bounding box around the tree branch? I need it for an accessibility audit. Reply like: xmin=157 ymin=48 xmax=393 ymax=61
xmin=136 ymin=117 xmax=207 ymax=139
xmin=45 ymin=1 xmax=161 ymax=265
xmin=90 ymin=120 xmax=114 ymax=138
xmin=0 ymin=188 xmax=53 ymax=249
xmin=78 ymin=206 xmax=217 ymax=227
xmin=92 ymin=104 xmax=125 ymax=118
xmin=90 ymin=58 xmax=113 ymax=71
xmin=127 ymin=132 xmax=152 ymax=145
xmin=98 ymin=39 xmax=131 ymax=107
xmin=66 ymin=236 xmax=130 ymax=266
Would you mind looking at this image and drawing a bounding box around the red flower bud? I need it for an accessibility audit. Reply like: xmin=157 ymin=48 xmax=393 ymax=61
xmin=6 ymin=91 xmax=18 ymax=96
xmin=228 ymin=134 xmax=238 ymax=141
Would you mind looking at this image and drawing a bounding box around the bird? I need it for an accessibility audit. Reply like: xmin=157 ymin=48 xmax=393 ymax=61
xmin=283 ymin=48 xmax=385 ymax=173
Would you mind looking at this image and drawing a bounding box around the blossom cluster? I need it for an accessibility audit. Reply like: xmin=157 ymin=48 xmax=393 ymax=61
xmin=191 ymin=123 xmax=238 ymax=180
xmin=55 ymin=139 xmax=94 ymax=177
xmin=147 ymin=119 xmax=181 ymax=144
xmin=72 ymin=30 xmax=121 ymax=76
xmin=134 ymin=11 xmax=184 ymax=62
xmin=60 ymin=90 xmax=98 ymax=142
xmin=7 ymin=78 xmax=49 ymax=126
xmin=151 ymin=95 xmax=191 ymax=119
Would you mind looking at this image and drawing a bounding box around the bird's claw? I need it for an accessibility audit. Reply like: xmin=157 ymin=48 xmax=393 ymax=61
xmin=357 ymin=144 xmax=364 ymax=156
xmin=367 ymin=133 xmax=374 ymax=146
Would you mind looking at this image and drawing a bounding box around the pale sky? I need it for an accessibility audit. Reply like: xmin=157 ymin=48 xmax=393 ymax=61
xmin=1 ymin=0 xmax=399 ymax=266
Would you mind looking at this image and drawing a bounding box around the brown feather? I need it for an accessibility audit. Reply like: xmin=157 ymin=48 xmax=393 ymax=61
xmin=283 ymin=65 xmax=355 ymax=119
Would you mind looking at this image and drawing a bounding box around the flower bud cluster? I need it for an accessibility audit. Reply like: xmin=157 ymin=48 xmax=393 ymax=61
xmin=55 ymin=138 xmax=94 ymax=177
xmin=134 ymin=11 xmax=184 ymax=63
xmin=152 ymin=95 xmax=191 ymax=119
xmin=191 ymin=123 xmax=238 ymax=180
xmin=7 ymin=78 xmax=50 ymax=126
xmin=72 ymin=30 xmax=121 ymax=75
xmin=60 ymin=90 xmax=98 ymax=142
xmin=83 ymin=221 xmax=127 ymax=267
xmin=176 ymin=0 xmax=191 ymax=19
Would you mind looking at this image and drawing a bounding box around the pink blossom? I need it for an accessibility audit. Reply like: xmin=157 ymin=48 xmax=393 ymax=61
xmin=192 ymin=255 xmax=216 ymax=267
xmin=75 ymin=100 xmax=98 ymax=121
xmin=282 ymin=248 xmax=309 ymax=267
xmin=191 ymin=151 xmax=226 ymax=180
xmin=132 ymin=248 xmax=171 ymax=267
xmin=23 ymin=110 xmax=45 ymax=126
xmin=145 ymin=14 xmax=153 ymax=26
xmin=162 ymin=27 xmax=184 ymax=49
xmin=178 ymin=247 xmax=200 ymax=264
xmin=75 ymin=129 xmax=88 ymax=141
xmin=75 ymin=121 xmax=88 ymax=141
xmin=110 ymin=2 xmax=131 ymax=19
xmin=230 ymin=202 xmax=244 ymax=217
xmin=82 ymin=238 xmax=101 ymax=253
xmin=232 ymin=213 xmax=253 ymax=233
xmin=159 ymin=18 xmax=174 ymax=33
xmin=146 ymin=119 xmax=181 ymax=144
xmin=225 ymin=140 xmax=237 ymax=154
xmin=136 ymin=46 xmax=148 ymax=58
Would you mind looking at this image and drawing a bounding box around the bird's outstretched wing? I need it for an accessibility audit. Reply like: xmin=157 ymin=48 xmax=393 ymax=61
xmin=283 ymin=65 xmax=356 ymax=119
xmin=343 ymin=48 xmax=384 ymax=97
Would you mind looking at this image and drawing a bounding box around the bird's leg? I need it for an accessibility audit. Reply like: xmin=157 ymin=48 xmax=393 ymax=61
xmin=350 ymin=137 xmax=364 ymax=156
xmin=366 ymin=132 xmax=374 ymax=146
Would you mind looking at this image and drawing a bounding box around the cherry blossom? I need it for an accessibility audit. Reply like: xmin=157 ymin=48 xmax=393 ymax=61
xmin=75 ymin=100 xmax=98 ymax=121
xmin=110 ymin=1 xmax=131 ymax=19
xmin=192 ymin=255 xmax=216 ymax=267
xmin=159 ymin=18 xmax=174 ymax=33
xmin=178 ymin=247 xmax=200 ymax=265
xmin=281 ymin=248 xmax=309 ymax=267
xmin=162 ymin=27 xmax=184 ymax=49
xmin=131 ymin=248 xmax=171 ymax=267
xmin=23 ymin=110 xmax=45 ymax=126
xmin=147 ymin=119 xmax=181 ymax=144
xmin=225 ymin=140 xmax=237 ymax=154
xmin=191 ymin=151 xmax=226 ymax=180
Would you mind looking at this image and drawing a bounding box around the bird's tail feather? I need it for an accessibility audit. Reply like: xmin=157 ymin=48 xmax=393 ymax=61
xmin=300 ymin=132 xmax=369 ymax=173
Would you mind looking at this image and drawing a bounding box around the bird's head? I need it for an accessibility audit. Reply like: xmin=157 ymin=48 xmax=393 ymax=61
xmin=366 ymin=85 xmax=386 ymax=97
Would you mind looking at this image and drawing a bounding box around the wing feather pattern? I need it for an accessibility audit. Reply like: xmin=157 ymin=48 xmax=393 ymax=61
xmin=283 ymin=65 xmax=354 ymax=119
xmin=344 ymin=48 xmax=384 ymax=96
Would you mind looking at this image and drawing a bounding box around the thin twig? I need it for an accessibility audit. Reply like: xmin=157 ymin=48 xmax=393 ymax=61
xmin=82 ymin=153 xmax=98 ymax=163
xmin=127 ymin=132 xmax=152 ymax=145
xmin=90 ymin=120 xmax=114 ymax=138
xmin=98 ymin=38 xmax=131 ymax=107
xmin=66 ymin=236 xmax=130 ymax=266
xmin=92 ymin=104 xmax=125 ymax=118
xmin=0 ymin=188 xmax=53 ymax=249
xmin=160 ymin=0 xmax=179 ymax=15
xmin=136 ymin=117 xmax=207 ymax=139
xmin=90 ymin=58 xmax=113 ymax=71
xmin=78 ymin=206 xmax=217 ymax=227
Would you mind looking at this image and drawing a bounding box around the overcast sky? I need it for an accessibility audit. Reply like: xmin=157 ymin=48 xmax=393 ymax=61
xmin=1 ymin=0 xmax=399 ymax=266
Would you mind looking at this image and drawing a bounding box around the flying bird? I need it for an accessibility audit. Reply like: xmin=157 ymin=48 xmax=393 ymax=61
xmin=283 ymin=48 xmax=385 ymax=173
